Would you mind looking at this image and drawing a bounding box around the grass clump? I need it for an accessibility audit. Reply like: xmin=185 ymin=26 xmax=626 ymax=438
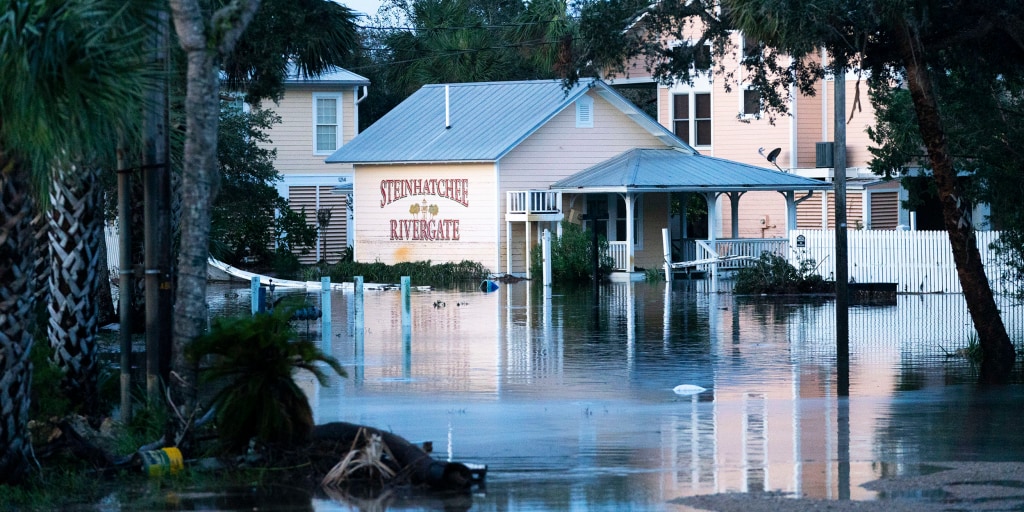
xmin=318 ymin=259 xmax=489 ymax=287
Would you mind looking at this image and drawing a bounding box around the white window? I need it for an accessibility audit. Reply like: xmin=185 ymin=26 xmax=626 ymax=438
xmin=313 ymin=93 xmax=342 ymax=154
xmin=576 ymin=95 xmax=594 ymax=128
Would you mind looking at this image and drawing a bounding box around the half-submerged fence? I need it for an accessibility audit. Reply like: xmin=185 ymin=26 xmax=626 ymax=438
xmin=788 ymin=230 xmax=1019 ymax=294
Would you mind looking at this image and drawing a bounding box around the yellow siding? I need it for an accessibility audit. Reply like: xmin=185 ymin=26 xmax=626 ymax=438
xmin=260 ymin=86 xmax=358 ymax=177
xmin=353 ymin=163 xmax=499 ymax=269
xmin=635 ymin=193 xmax=671 ymax=269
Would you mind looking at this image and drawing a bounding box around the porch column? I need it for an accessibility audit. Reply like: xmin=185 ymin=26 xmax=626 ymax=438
xmin=625 ymin=192 xmax=635 ymax=272
xmin=727 ymin=191 xmax=743 ymax=238
xmin=782 ymin=190 xmax=814 ymax=233
xmin=704 ymin=192 xmax=718 ymax=242
xmin=506 ymin=221 xmax=511 ymax=275
xmin=785 ymin=191 xmax=797 ymax=231
xmin=525 ymin=220 xmax=532 ymax=279
xmin=705 ymin=192 xmax=719 ymax=293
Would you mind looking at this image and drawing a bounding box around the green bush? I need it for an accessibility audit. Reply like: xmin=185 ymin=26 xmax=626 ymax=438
xmin=529 ymin=221 xmax=615 ymax=283
xmin=186 ymin=305 xmax=345 ymax=453
xmin=733 ymin=252 xmax=832 ymax=294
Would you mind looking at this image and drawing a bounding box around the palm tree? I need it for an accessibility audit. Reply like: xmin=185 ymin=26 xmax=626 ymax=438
xmin=47 ymin=168 xmax=105 ymax=414
xmin=0 ymin=160 xmax=38 ymax=483
xmin=0 ymin=0 xmax=151 ymax=483
xmin=187 ymin=306 xmax=345 ymax=453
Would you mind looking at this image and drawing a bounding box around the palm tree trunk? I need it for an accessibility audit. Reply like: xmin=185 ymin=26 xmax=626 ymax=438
xmin=898 ymin=23 xmax=1016 ymax=383
xmin=47 ymin=167 xmax=103 ymax=414
xmin=0 ymin=160 xmax=38 ymax=484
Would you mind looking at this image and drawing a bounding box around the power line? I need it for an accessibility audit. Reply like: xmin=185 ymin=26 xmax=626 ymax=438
xmin=355 ymin=17 xmax=579 ymax=32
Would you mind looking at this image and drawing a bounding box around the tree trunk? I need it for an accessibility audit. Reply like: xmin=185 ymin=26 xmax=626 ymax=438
xmin=0 ymin=161 xmax=37 ymax=484
xmin=898 ymin=24 xmax=1016 ymax=383
xmin=167 ymin=0 xmax=262 ymax=450
xmin=48 ymin=167 xmax=103 ymax=414
xmin=167 ymin=46 xmax=219 ymax=449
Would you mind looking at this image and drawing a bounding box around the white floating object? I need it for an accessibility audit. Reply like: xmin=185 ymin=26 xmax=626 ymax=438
xmin=673 ymin=384 xmax=707 ymax=396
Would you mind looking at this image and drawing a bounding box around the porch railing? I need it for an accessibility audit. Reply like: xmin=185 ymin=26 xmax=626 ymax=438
xmin=694 ymin=238 xmax=788 ymax=270
xmin=507 ymin=190 xmax=562 ymax=215
xmin=607 ymin=241 xmax=629 ymax=270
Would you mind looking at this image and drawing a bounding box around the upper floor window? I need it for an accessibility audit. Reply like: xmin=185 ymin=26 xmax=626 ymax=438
xmin=673 ymin=93 xmax=712 ymax=147
xmin=314 ymin=93 xmax=342 ymax=154
xmin=742 ymin=88 xmax=761 ymax=117
xmin=741 ymin=34 xmax=760 ymax=60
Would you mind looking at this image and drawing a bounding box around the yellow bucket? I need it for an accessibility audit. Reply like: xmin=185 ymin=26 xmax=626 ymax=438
xmin=141 ymin=447 xmax=184 ymax=476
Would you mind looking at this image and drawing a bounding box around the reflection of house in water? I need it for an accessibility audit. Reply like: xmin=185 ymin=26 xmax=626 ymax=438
xmin=302 ymin=283 xmax=1024 ymax=505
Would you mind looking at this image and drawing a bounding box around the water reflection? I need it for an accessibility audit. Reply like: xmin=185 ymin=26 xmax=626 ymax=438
xmin=190 ymin=281 xmax=1024 ymax=511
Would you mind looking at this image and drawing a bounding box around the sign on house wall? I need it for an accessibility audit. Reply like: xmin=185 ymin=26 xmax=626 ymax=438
xmin=379 ymin=178 xmax=469 ymax=241
xmin=354 ymin=163 xmax=497 ymax=267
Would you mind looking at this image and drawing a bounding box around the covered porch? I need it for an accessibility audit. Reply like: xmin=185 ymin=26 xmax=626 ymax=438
xmin=506 ymin=148 xmax=832 ymax=278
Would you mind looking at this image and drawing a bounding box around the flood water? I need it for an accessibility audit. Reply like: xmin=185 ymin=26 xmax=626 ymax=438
xmin=123 ymin=280 xmax=1024 ymax=510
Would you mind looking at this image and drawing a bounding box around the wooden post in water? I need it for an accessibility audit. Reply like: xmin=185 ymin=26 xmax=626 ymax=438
xmin=354 ymin=276 xmax=364 ymax=384
xmin=354 ymin=276 xmax=364 ymax=330
xmin=321 ymin=277 xmax=331 ymax=351
xmin=401 ymin=276 xmax=412 ymax=378
xmin=250 ymin=276 xmax=260 ymax=315
xmin=542 ymin=229 xmax=552 ymax=288
xmin=662 ymin=228 xmax=671 ymax=282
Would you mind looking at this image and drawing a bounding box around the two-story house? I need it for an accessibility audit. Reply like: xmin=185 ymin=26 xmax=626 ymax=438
xmin=258 ymin=66 xmax=369 ymax=264
xmin=608 ymin=30 xmax=992 ymax=239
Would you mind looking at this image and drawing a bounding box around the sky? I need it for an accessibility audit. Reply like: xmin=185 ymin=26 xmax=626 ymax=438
xmin=341 ymin=0 xmax=384 ymax=18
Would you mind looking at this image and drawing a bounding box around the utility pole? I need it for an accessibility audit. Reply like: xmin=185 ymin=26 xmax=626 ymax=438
xmin=117 ymin=149 xmax=133 ymax=422
xmin=144 ymin=9 xmax=172 ymax=402
xmin=833 ymin=67 xmax=850 ymax=396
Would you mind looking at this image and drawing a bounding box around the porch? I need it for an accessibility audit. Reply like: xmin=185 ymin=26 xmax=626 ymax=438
xmin=506 ymin=189 xmax=790 ymax=275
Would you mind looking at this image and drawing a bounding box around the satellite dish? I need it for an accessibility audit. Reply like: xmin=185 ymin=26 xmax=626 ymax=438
xmin=761 ymin=147 xmax=785 ymax=172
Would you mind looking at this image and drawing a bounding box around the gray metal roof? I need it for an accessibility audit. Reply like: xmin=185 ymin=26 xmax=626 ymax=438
xmin=325 ymin=79 xmax=691 ymax=164
xmin=285 ymin=64 xmax=369 ymax=86
xmin=551 ymin=148 xmax=833 ymax=193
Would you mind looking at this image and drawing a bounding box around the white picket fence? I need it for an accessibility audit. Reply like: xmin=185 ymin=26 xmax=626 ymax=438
xmin=788 ymin=230 xmax=1019 ymax=294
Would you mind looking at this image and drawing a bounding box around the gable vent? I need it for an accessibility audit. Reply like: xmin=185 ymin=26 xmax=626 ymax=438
xmin=576 ymin=96 xmax=594 ymax=128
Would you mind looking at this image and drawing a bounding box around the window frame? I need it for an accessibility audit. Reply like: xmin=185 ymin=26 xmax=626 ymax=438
xmin=673 ymin=92 xmax=712 ymax=148
xmin=312 ymin=92 xmax=343 ymax=155
xmin=741 ymin=87 xmax=762 ymax=118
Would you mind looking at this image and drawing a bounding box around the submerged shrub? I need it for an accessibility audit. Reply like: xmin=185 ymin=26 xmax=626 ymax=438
xmin=733 ymin=252 xmax=832 ymax=294
xmin=530 ymin=221 xmax=615 ymax=283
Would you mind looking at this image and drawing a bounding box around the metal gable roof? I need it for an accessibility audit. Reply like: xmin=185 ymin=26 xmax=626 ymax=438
xmin=551 ymin=148 xmax=833 ymax=192
xmin=284 ymin=64 xmax=369 ymax=85
xmin=326 ymin=79 xmax=692 ymax=164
